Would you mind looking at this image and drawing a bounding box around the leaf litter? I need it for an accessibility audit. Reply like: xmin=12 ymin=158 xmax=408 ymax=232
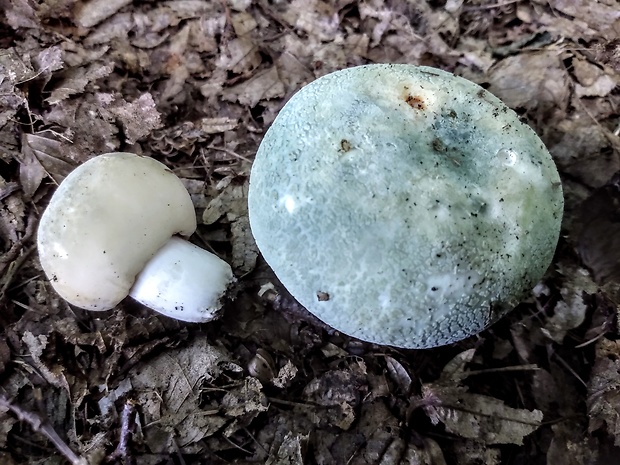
xmin=0 ymin=0 xmax=619 ymax=464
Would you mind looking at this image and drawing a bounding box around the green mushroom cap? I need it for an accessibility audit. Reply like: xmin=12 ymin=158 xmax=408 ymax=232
xmin=248 ymin=64 xmax=563 ymax=349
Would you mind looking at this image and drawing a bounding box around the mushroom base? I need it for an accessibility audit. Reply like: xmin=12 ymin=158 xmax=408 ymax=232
xmin=129 ymin=237 xmax=234 ymax=322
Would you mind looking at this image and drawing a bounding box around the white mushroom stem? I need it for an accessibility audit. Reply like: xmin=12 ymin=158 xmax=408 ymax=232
xmin=129 ymin=236 xmax=234 ymax=323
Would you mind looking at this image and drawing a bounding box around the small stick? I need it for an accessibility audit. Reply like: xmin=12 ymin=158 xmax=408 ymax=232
xmin=106 ymin=398 xmax=137 ymax=465
xmin=0 ymin=394 xmax=88 ymax=465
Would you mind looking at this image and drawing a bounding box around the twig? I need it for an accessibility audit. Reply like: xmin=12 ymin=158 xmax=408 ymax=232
xmin=0 ymin=394 xmax=88 ymax=465
xmin=206 ymin=145 xmax=252 ymax=163
xmin=463 ymin=0 xmax=520 ymax=11
xmin=106 ymin=399 xmax=137 ymax=465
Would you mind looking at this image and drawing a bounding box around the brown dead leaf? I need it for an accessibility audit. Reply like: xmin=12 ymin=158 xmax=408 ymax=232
xmin=577 ymin=173 xmax=620 ymax=284
xmin=128 ymin=337 xmax=245 ymax=448
xmin=221 ymin=376 xmax=268 ymax=436
xmin=223 ymin=66 xmax=286 ymax=107
xmin=34 ymin=45 xmax=64 ymax=80
xmin=313 ymin=400 xmax=446 ymax=465
xmin=303 ymin=360 xmax=368 ymax=430
xmin=0 ymin=407 xmax=16 ymax=450
xmin=421 ymin=383 xmax=543 ymax=445
xmin=452 ymin=440 xmax=500 ymax=465
xmin=313 ymin=400 xmax=395 ymax=463
xmin=74 ymin=0 xmax=132 ymax=28
xmin=4 ymin=0 xmax=40 ymax=29
xmin=107 ymin=93 xmax=162 ymax=144
xmin=0 ymin=183 xmax=26 ymax=248
xmin=45 ymin=63 xmax=114 ymax=105
xmin=17 ymin=135 xmax=47 ymax=199
xmin=540 ymin=261 xmax=596 ymax=342
xmin=200 ymin=117 xmax=239 ymax=135
xmin=588 ymin=337 xmax=620 ymax=445
xmin=22 ymin=331 xmax=71 ymax=393
xmin=281 ymin=0 xmax=340 ymax=42
xmin=42 ymin=98 xmax=120 ymax=156
xmin=275 ymin=53 xmax=314 ymax=94
xmin=547 ymin=421 xmax=600 ymax=465
xmin=0 ymin=48 xmax=37 ymax=84
xmin=53 ymin=317 xmax=107 ymax=353
xmin=0 ymin=337 xmax=9 ymax=376
xmin=572 ymin=57 xmax=618 ymax=98
xmin=436 ymin=348 xmax=476 ymax=384
xmin=203 ymin=180 xmax=258 ymax=274
xmin=487 ymin=52 xmax=570 ymax=114
xmin=20 ymin=133 xmax=77 ymax=188
xmin=534 ymin=0 xmax=620 ymax=41
xmin=420 ymin=350 xmax=543 ymax=445
xmin=265 ymin=431 xmax=307 ymax=465
xmin=592 ymin=39 xmax=620 ymax=72
xmin=216 ymin=37 xmax=262 ymax=74
xmin=548 ymin=119 xmax=620 ymax=188
xmin=375 ymin=436 xmax=448 ymax=465
xmin=384 ymin=355 xmax=413 ymax=395
xmin=272 ymin=359 xmax=298 ymax=389
xmin=0 ymin=89 xmax=25 ymax=135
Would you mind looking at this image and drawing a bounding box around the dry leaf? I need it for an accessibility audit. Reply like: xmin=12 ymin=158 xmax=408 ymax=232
xmin=107 ymin=92 xmax=162 ymax=144
xmin=265 ymin=431 xmax=308 ymax=465
xmin=588 ymin=338 xmax=620 ymax=445
xmin=20 ymin=133 xmax=77 ymax=186
xmin=216 ymin=37 xmax=261 ymax=74
xmin=203 ymin=181 xmax=258 ymax=273
xmin=21 ymin=331 xmax=71 ymax=393
xmin=221 ymin=377 xmax=268 ymax=422
xmin=384 ymin=355 xmax=412 ymax=394
xmin=0 ymin=184 xmax=26 ymax=251
xmin=200 ymin=117 xmax=239 ymax=135
xmin=281 ymin=0 xmax=340 ymax=42
xmin=34 ymin=45 xmax=64 ymax=79
xmin=4 ymin=0 xmax=40 ymax=29
xmin=547 ymin=422 xmax=600 ymax=465
xmin=420 ymin=350 xmax=543 ymax=445
xmin=577 ymin=174 xmax=620 ymax=283
xmin=549 ymin=119 xmax=620 ymax=188
xmin=541 ymin=261 xmax=596 ymax=342
xmin=74 ymin=0 xmax=132 ymax=28
xmin=129 ymin=337 xmax=239 ymax=448
xmin=534 ymin=0 xmax=620 ymax=40
xmin=487 ymin=52 xmax=570 ymax=113
xmin=421 ymin=384 xmax=543 ymax=445
xmin=46 ymin=63 xmax=114 ymax=104
xmin=0 ymin=48 xmax=36 ymax=83
xmin=452 ymin=440 xmax=500 ymax=465
xmin=573 ymin=58 xmax=618 ymax=98
xmin=303 ymin=361 xmax=368 ymax=431
xmin=223 ymin=66 xmax=286 ymax=107
xmin=272 ymin=359 xmax=298 ymax=389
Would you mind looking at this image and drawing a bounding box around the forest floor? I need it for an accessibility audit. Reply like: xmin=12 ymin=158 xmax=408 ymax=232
xmin=1 ymin=0 xmax=620 ymax=464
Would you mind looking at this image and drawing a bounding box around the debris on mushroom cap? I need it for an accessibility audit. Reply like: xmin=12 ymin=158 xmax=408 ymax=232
xmin=37 ymin=152 xmax=197 ymax=311
xmin=248 ymin=64 xmax=564 ymax=349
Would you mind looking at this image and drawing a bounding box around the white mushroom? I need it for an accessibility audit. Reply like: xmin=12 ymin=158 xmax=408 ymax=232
xmin=37 ymin=152 xmax=234 ymax=322
xmin=248 ymin=64 xmax=563 ymax=349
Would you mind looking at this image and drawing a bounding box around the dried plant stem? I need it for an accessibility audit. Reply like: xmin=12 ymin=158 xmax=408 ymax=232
xmin=106 ymin=399 xmax=137 ymax=465
xmin=0 ymin=394 xmax=88 ymax=465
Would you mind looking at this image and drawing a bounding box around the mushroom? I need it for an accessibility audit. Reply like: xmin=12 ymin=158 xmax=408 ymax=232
xmin=37 ymin=152 xmax=234 ymax=322
xmin=248 ymin=64 xmax=563 ymax=349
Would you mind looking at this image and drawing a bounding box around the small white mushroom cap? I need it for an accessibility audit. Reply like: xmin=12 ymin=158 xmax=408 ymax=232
xmin=248 ymin=64 xmax=563 ymax=349
xmin=37 ymin=152 xmax=233 ymax=321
